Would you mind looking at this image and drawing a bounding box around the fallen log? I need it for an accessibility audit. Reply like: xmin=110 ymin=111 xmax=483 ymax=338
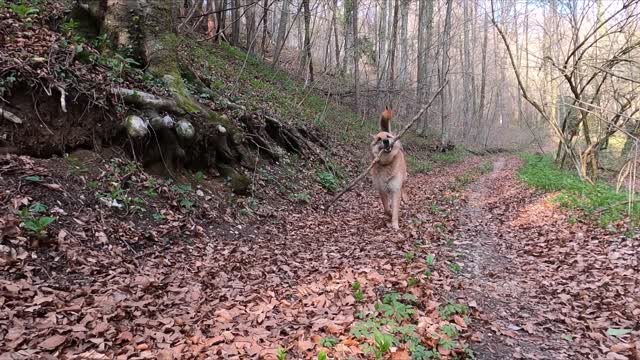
xmin=324 ymin=81 xmax=447 ymax=211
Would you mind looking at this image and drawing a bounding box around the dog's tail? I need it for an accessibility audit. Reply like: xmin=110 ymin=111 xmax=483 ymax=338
xmin=380 ymin=106 xmax=393 ymax=132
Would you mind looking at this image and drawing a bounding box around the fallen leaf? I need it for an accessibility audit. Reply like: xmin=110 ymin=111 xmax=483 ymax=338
xmin=38 ymin=335 xmax=66 ymax=350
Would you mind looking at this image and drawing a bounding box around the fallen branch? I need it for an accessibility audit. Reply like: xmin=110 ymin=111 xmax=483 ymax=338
xmin=324 ymin=81 xmax=447 ymax=211
xmin=111 ymin=87 xmax=184 ymax=114
xmin=0 ymin=107 xmax=23 ymax=124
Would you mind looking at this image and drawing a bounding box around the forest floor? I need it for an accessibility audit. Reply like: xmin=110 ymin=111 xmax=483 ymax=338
xmin=1 ymin=153 xmax=638 ymax=359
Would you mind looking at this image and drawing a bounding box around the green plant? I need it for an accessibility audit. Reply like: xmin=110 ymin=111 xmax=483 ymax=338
xmin=316 ymin=170 xmax=339 ymax=192
xmin=432 ymin=148 xmax=465 ymax=165
xmin=152 ymin=212 xmax=165 ymax=222
xmin=425 ymin=254 xmax=435 ymax=267
xmin=194 ymin=171 xmax=205 ymax=183
xmin=289 ymin=192 xmax=311 ymax=204
xmin=478 ymin=161 xmax=493 ymax=174
xmin=440 ymin=323 xmax=459 ymax=339
xmin=423 ymin=270 xmax=432 ymax=279
xmin=404 ymin=251 xmax=415 ymax=263
xmin=10 ymin=3 xmax=39 ymax=19
xmin=319 ymin=336 xmax=338 ymax=348
xmin=438 ymin=302 xmax=469 ymax=320
xmin=518 ymin=154 xmax=640 ymax=226
xmin=449 ymin=262 xmax=462 ymax=274
xmin=352 ymin=280 xmax=364 ymax=302
xmin=406 ymin=276 xmax=419 ymax=287
xmin=18 ymin=204 xmax=55 ymax=237
xmin=29 ymin=202 xmax=47 ymax=214
xmin=377 ymin=293 xmax=417 ymax=322
xmin=455 ymin=174 xmax=473 ymax=186
xmin=60 ymin=18 xmax=78 ymax=35
xmin=371 ymin=330 xmax=394 ymax=359
xmin=0 ymin=72 xmax=17 ymax=96
xmin=276 ymin=347 xmax=287 ymax=360
xmin=22 ymin=216 xmax=56 ymax=236
xmin=317 ymin=350 xmax=327 ymax=360
xmin=24 ymin=175 xmax=42 ymax=182
xmin=180 ymin=198 xmax=195 ymax=210
xmin=87 ymin=180 xmax=99 ymax=190
xmin=407 ymin=156 xmax=433 ymax=174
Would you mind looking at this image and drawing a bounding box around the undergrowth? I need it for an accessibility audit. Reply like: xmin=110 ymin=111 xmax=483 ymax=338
xmin=518 ymin=154 xmax=640 ymax=227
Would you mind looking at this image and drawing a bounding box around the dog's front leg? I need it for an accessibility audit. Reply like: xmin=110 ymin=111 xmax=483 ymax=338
xmin=379 ymin=191 xmax=391 ymax=217
xmin=390 ymin=191 xmax=401 ymax=229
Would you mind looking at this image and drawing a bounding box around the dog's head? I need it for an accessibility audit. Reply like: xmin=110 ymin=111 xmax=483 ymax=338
xmin=371 ymin=131 xmax=401 ymax=163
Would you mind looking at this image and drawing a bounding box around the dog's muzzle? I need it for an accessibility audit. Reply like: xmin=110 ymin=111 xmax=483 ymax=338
xmin=382 ymin=139 xmax=392 ymax=153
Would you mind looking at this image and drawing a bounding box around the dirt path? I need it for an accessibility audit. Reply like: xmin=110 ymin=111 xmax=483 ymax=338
xmin=455 ymin=157 xmax=569 ymax=359
xmin=453 ymin=157 xmax=638 ymax=360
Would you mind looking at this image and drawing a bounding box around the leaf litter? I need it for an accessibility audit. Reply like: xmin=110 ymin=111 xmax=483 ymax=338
xmin=1 ymin=153 xmax=638 ymax=359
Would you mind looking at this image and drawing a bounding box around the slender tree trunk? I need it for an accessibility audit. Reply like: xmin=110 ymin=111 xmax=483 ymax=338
xmin=332 ymin=0 xmax=341 ymax=70
xmin=273 ymin=0 xmax=291 ymax=65
xmin=398 ymin=0 xmax=409 ymax=85
xmin=215 ymin=0 xmax=227 ymax=42
xmin=323 ymin=10 xmax=334 ymax=72
xmin=246 ymin=0 xmax=257 ymax=53
xmin=231 ymin=0 xmax=240 ymax=45
xmin=386 ymin=0 xmax=400 ymax=107
xmin=462 ymin=0 xmax=472 ymax=141
xmin=352 ymin=0 xmax=360 ymax=114
xmin=377 ymin=0 xmax=388 ymax=104
xmin=342 ymin=0 xmax=353 ymax=74
xmin=476 ymin=12 xmax=489 ymax=143
xmin=301 ymin=0 xmax=314 ymax=82
xmin=440 ymin=0 xmax=453 ymax=148
xmin=260 ymin=0 xmax=269 ymax=56
xmin=207 ymin=0 xmax=216 ymax=38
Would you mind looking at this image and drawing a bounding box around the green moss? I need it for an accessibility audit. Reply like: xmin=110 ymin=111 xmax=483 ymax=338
xmin=218 ymin=164 xmax=251 ymax=194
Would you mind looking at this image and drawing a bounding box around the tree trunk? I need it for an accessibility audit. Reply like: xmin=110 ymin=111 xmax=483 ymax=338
xmin=215 ymin=0 xmax=227 ymax=42
xmin=386 ymin=0 xmax=399 ymax=107
xmin=274 ymin=0 xmax=291 ymax=64
xmin=245 ymin=0 xmax=257 ymax=53
xmin=440 ymin=0 xmax=453 ymax=148
xmin=231 ymin=0 xmax=241 ymax=45
xmin=332 ymin=0 xmax=341 ymax=70
xmin=398 ymin=0 xmax=409 ymax=85
xmin=260 ymin=0 xmax=269 ymax=56
xmin=352 ymin=0 xmax=360 ymax=114
xmin=301 ymin=0 xmax=314 ymax=82
xmin=416 ymin=0 xmax=433 ymax=135
xmin=476 ymin=12 xmax=489 ymax=143
xmin=342 ymin=0 xmax=353 ymax=75
xmin=376 ymin=0 xmax=387 ymax=104
xmin=462 ymin=0 xmax=472 ymax=142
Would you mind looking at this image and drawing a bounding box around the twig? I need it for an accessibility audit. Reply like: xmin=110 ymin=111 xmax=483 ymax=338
xmin=323 ymin=81 xmax=447 ymax=211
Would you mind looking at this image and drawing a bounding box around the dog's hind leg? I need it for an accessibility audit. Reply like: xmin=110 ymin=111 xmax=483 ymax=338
xmin=390 ymin=191 xmax=401 ymax=229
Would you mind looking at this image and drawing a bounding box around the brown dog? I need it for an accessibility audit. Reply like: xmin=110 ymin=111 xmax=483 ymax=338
xmin=370 ymin=107 xmax=407 ymax=229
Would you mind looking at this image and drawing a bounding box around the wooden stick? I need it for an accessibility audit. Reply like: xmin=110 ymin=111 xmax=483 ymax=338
xmin=324 ymin=81 xmax=447 ymax=211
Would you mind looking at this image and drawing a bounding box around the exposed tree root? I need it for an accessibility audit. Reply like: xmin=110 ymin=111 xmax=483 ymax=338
xmin=111 ymin=87 xmax=184 ymax=114
xmin=0 ymin=107 xmax=24 ymax=124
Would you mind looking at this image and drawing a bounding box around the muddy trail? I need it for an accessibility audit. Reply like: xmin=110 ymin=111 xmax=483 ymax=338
xmin=1 ymin=155 xmax=638 ymax=359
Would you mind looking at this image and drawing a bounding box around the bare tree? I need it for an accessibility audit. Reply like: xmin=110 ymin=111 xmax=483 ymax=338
xmin=440 ymin=0 xmax=453 ymax=149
